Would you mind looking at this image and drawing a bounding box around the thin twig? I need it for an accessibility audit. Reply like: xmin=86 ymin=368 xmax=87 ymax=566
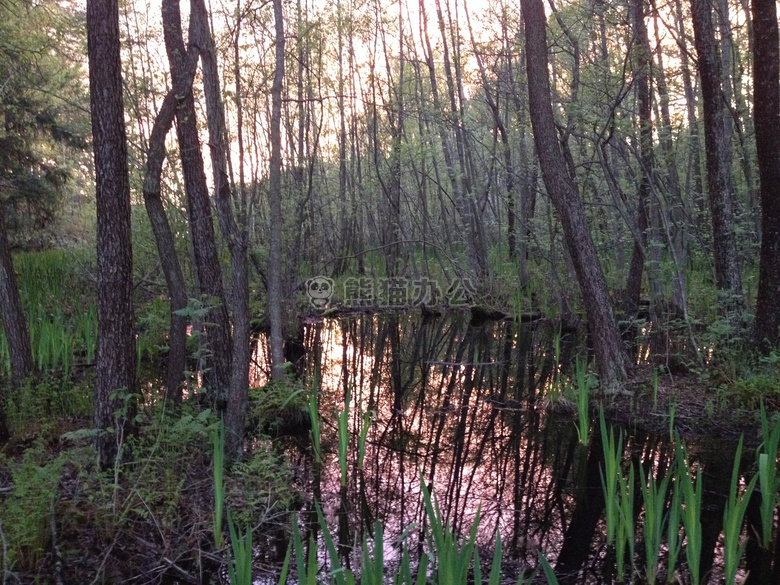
xmin=0 ymin=518 xmax=8 ymax=585
xmin=49 ymin=502 xmax=64 ymax=585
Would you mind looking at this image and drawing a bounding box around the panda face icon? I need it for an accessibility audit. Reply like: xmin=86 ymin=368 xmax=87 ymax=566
xmin=306 ymin=276 xmax=334 ymax=308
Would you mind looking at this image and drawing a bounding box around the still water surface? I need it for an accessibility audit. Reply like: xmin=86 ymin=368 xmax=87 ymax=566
xmin=248 ymin=312 xmax=769 ymax=584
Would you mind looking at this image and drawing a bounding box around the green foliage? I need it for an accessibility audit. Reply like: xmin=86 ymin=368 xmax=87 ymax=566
xmin=224 ymin=442 xmax=294 ymax=528
xmin=676 ymin=440 xmax=703 ymax=585
xmin=0 ymin=440 xmax=64 ymax=569
xmin=0 ymin=0 xmax=89 ymax=243
xmin=212 ymin=418 xmax=225 ymax=549
xmin=227 ymin=511 xmax=253 ymax=585
xmin=337 ymin=390 xmax=350 ymax=487
xmin=757 ymin=402 xmax=780 ymax=548
xmin=360 ymin=521 xmax=385 ymax=585
xmin=291 ymin=515 xmax=319 ymax=585
xmin=538 ymin=554 xmax=560 ymax=585
xmin=615 ymin=463 xmax=635 ymax=583
xmin=639 ymin=463 xmax=671 ymax=585
xmin=2 ymin=402 xmax=294 ymax=581
xmin=722 ymin=436 xmax=756 ymax=585
xmin=358 ymin=405 xmax=372 ymax=470
xmin=4 ymin=375 xmax=92 ymax=437
xmin=136 ymin=295 xmax=172 ymax=363
xmin=309 ymin=384 xmax=322 ymax=464
xmin=420 ymin=473 xmax=480 ymax=585
xmin=573 ymin=358 xmax=593 ymax=445
xmin=719 ymin=373 xmax=780 ymax=410
xmin=666 ymin=471 xmax=683 ymax=584
xmin=248 ymin=378 xmax=309 ymax=438
xmin=0 ymin=250 xmax=97 ymax=379
xmin=599 ymin=409 xmax=622 ymax=547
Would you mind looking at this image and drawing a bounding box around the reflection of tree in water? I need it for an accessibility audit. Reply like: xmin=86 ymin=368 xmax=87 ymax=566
xmin=267 ymin=314 xmax=753 ymax=583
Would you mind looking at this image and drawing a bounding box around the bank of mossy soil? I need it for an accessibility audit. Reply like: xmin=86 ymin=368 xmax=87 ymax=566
xmin=596 ymin=364 xmax=780 ymax=445
xmin=0 ymin=398 xmax=297 ymax=585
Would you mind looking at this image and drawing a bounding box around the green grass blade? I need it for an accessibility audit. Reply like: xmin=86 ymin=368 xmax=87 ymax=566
xmin=539 ymin=554 xmax=560 ymax=585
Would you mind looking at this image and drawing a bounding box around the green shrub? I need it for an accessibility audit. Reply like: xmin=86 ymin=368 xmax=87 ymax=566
xmin=0 ymin=440 xmax=64 ymax=570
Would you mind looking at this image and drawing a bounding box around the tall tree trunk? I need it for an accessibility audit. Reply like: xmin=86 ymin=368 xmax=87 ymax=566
xmin=690 ymin=0 xmax=744 ymax=312
xmin=190 ymin=0 xmax=251 ymax=458
xmin=652 ymin=0 xmax=690 ymax=315
xmin=162 ymin=0 xmax=232 ymax=401
xmin=751 ymin=0 xmax=780 ymax=349
xmin=334 ymin=0 xmax=351 ymax=276
xmin=0 ymin=205 xmax=34 ymax=387
xmin=465 ymin=3 xmax=515 ymax=263
xmin=141 ymin=43 xmax=200 ymax=405
xmin=418 ymin=0 xmax=486 ymax=282
xmin=624 ymin=0 xmax=654 ymax=317
xmin=268 ymin=0 xmax=286 ymax=379
xmin=87 ymin=0 xmax=137 ymax=469
xmin=520 ymin=0 xmax=628 ymax=392
xmin=674 ymin=0 xmax=705 ymax=213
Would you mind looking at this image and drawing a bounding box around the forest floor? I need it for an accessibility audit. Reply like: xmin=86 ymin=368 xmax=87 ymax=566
xmin=599 ymin=363 xmax=778 ymax=446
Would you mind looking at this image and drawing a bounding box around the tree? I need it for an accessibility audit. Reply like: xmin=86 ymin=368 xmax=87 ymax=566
xmin=268 ymin=0 xmax=286 ymax=380
xmin=0 ymin=0 xmax=86 ymax=391
xmin=690 ymin=0 xmax=743 ymax=312
xmin=190 ymin=0 xmax=252 ymax=457
xmin=624 ymin=0 xmax=654 ymax=317
xmin=141 ymin=42 xmax=201 ymax=405
xmin=161 ymin=0 xmax=232 ymax=401
xmin=86 ymin=0 xmax=136 ymax=468
xmin=751 ymin=0 xmax=780 ymax=349
xmin=520 ymin=0 xmax=629 ymax=391
xmin=0 ymin=205 xmax=34 ymax=387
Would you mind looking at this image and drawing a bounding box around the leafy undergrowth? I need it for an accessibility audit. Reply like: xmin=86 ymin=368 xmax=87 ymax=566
xmin=0 ymin=394 xmax=297 ymax=584
xmin=601 ymin=356 xmax=780 ymax=444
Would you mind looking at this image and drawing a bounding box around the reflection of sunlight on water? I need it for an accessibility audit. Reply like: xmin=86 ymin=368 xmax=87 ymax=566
xmin=247 ymin=314 xmax=749 ymax=583
xmin=292 ymin=315 xmax=568 ymax=571
xmin=250 ymin=339 xmax=270 ymax=388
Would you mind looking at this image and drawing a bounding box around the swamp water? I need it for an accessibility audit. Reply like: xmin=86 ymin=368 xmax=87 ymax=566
xmin=245 ymin=312 xmax=776 ymax=584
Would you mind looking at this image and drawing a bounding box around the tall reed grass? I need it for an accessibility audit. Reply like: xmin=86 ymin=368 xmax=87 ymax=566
xmin=722 ymin=436 xmax=756 ymax=585
xmin=676 ymin=439 xmax=702 ymax=585
xmin=0 ymin=250 xmax=97 ymax=378
xmin=599 ymin=409 xmax=622 ymax=548
xmin=211 ymin=419 xmax=225 ymax=549
xmin=574 ymin=358 xmax=589 ymax=445
xmin=615 ymin=462 xmax=635 ymax=582
xmin=758 ymin=401 xmax=780 ymax=549
xmin=639 ymin=463 xmax=671 ymax=585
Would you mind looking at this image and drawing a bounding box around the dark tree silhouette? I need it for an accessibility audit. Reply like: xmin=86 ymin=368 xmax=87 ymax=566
xmin=162 ymin=0 xmax=232 ymax=400
xmin=520 ymin=0 xmax=629 ymax=391
xmin=690 ymin=0 xmax=743 ymax=312
xmin=751 ymin=0 xmax=780 ymax=350
xmin=86 ymin=0 xmax=136 ymax=468
xmin=0 ymin=204 xmax=34 ymax=388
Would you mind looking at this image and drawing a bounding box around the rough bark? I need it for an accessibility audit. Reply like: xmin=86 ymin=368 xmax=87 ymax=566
xmin=520 ymin=0 xmax=628 ymax=391
xmin=141 ymin=43 xmax=201 ymax=405
xmin=419 ymin=0 xmax=488 ymax=281
xmin=268 ymin=0 xmax=286 ymax=379
xmin=624 ymin=0 xmax=654 ymax=317
xmin=0 ymin=204 xmax=34 ymax=387
xmin=465 ymin=4 xmax=516 ymax=263
xmin=751 ymin=0 xmax=780 ymax=349
xmin=190 ymin=0 xmax=251 ymax=459
xmin=87 ymin=0 xmax=137 ymax=469
xmin=161 ymin=0 xmax=232 ymax=400
xmin=690 ymin=0 xmax=743 ymax=311
xmin=674 ymin=0 xmax=705 ymax=209
xmin=652 ymin=0 xmax=691 ymax=316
